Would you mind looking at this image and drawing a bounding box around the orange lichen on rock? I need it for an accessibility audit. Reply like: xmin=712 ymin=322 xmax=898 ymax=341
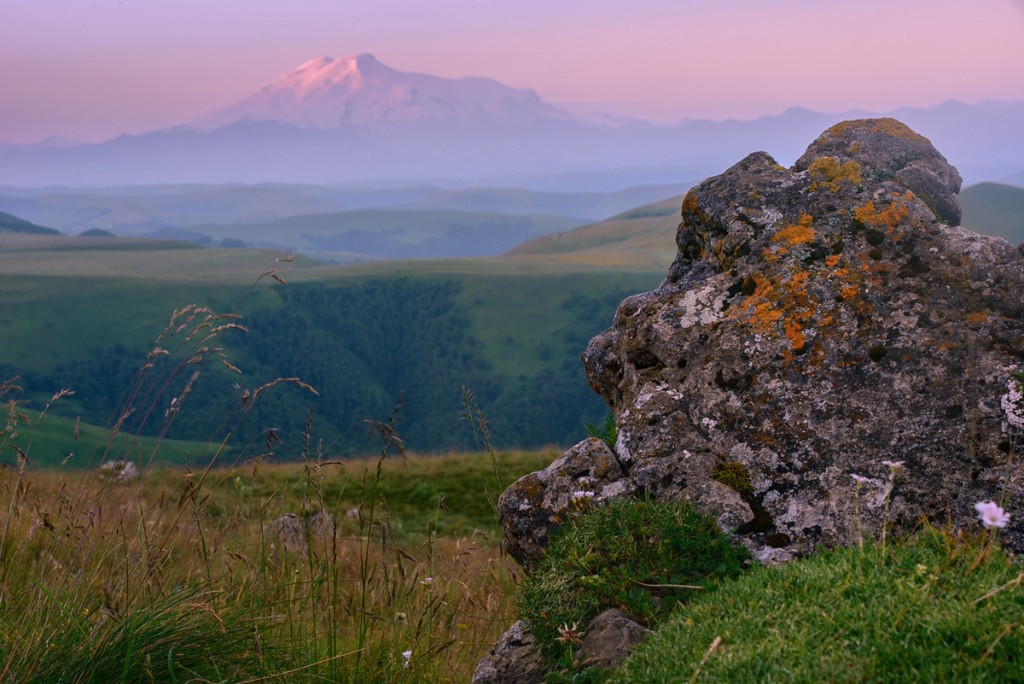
xmin=730 ymin=267 xmax=823 ymax=353
xmin=773 ymin=215 xmax=816 ymax=246
xmin=822 ymin=118 xmax=929 ymax=145
xmin=965 ymin=311 xmax=991 ymax=324
xmin=682 ymin=190 xmax=700 ymax=214
xmin=784 ymin=314 xmax=806 ymax=352
xmin=807 ymin=157 xmax=862 ymax=191
xmin=854 ymin=198 xmax=910 ymax=229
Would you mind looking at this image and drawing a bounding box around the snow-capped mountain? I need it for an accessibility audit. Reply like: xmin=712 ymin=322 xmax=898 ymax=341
xmin=1 ymin=52 xmax=1021 ymax=187
xmin=194 ymin=53 xmax=571 ymax=131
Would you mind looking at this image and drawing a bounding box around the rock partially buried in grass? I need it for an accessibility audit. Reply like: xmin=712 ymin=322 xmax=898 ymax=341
xmin=98 ymin=460 xmax=140 ymax=482
xmin=470 ymin=620 xmax=545 ymax=684
xmin=497 ymin=437 xmax=634 ymax=568
xmin=268 ymin=510 xmax=335 ymax=554
xmin=500 ymin=118 xmax=1024 ymax=568
xmin=573 ymin=608 xmax=652 ymax=670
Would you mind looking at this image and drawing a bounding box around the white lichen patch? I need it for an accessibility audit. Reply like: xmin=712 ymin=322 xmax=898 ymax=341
xmin=668 ymin=283 xmax=727 ymax=329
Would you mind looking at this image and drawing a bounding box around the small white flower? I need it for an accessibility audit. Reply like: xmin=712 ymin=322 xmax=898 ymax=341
xmin=419 ymin=577 xmax=433 ymax=585
xmin=975 ymin=501 xmax=1010 ymax=529
xmin=570 ymin=490 xmax=596 ymax=502
xmin=851 ymin=474 xmax=870 ymax=485
xmin=556 ymin=621 xmax=585 ymax=645
xmin=1001 ymin=374 xmax=1024 ymax=431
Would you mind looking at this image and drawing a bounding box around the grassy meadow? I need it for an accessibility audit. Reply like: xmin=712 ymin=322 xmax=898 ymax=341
xmin=0 ymin=400 xmax=557 ymax=682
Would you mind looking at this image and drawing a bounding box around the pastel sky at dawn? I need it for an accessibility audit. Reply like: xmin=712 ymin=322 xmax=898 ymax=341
xmin=2 ymin=0 xmax=1023 ymax=144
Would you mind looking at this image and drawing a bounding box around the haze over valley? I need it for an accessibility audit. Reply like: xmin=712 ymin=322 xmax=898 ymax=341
xmin=2 ymin=0 xmax=1023 ymax=456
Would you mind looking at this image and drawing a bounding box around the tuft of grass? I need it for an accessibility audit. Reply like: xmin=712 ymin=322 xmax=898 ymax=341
xmin=518 ymin=497 xmax=750 ymax=673
xmin=584 ymin=414 xmax=617 ymax=450
xmin=619 ymin=527 xmax=1024 ymax=683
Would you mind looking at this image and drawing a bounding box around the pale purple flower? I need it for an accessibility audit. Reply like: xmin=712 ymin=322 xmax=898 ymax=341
xmin=975 ymin=501 xmax=1010 ymax=529
xmin=851 ymin=474 xmax=870 ymax=485
xmin=1001 ymin=375 xmax=1024 ymax=431
xmin=570 ymin=490 xmax=596 ymax=502
xmin=881 ymin=460 xmax=904 ymax=471
xmin=402 ymin=650 xmax=412 ymax=668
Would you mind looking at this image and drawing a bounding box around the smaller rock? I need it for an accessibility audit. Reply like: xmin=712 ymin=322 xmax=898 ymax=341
xmin=471 ymin=620 xmax=546 ymax=684
xmin=268 ymin=513 xmax=306 ymax=553
xmin=573 ymin=608 xmax=652 ymax=671
xmin=98 ymin=460 xmax=139 ymax=482
xmin=268 ymin=510 xmax=335 ymax=553
xmin=310 ymin=510 xmax=335 ymax=539
xmin=497 ymin=437 xmax=634 ymax=568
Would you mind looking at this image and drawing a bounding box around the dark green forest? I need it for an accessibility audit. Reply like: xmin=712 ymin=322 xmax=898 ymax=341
xmin=28 ymin=275 xmax=647 ymax=457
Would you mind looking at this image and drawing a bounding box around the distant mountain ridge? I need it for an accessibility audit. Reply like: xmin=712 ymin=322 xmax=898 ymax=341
xmin=195 ymin=53 xmax=569 ymax=131
xmin=1 ymin=55 xmax=1022 ymax=188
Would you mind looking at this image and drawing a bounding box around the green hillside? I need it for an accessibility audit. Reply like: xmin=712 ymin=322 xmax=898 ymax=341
xmin=185 ymin=208 xmax=583 ymax=259
xmin=0 ymin=206 xmax=678 ymax=462
xmin=508 ymin=194 xmax=684 ymax=266
xmin=0 ymin=210 xmax=59 ymax=235
xmin=959 ymin=182 xmax=1024 ymax=244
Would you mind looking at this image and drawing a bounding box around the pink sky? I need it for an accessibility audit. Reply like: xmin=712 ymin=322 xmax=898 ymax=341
xmin=2 ymin=0 xmax=1023 ymax=144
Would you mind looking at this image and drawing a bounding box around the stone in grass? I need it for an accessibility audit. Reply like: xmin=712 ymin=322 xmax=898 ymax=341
xmin=573 ymin=608 xmax=652 ymax=670
xmin=471 ymin=620 xmax=546 ymax=684
xmin=98 ymin=460 xmax=140 ymax=482
xmin=268 ymin=510 xmax=335 ymax=553
xmin=497 ymin=437 xmax=635 ymax=569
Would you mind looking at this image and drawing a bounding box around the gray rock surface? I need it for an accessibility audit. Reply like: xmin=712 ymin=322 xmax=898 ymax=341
xmin=573 ymin=608 xmax=652 ymax=670
xmin=500 ymin=118 xmax=1024 ymax=567
xmin=98 ymin=460 xmax=140 ymax=482
xmin=471 ymin=620 xmax=546 ymax=684
xmin=268 ymin=510 xmax=335 ymax=554
xmin=498 ymin=437 xmax=635 ymax=568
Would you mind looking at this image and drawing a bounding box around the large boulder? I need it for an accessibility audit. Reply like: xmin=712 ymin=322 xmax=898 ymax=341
xmin=501 ymin=118 xmax=1024 ymax=566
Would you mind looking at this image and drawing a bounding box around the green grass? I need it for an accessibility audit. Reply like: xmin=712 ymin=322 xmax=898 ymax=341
xmin=188 ymin=208 xmax=582 ymax=256
xmin=519 ymin=497 xmax=749 ymax=676
xmin=2 ymin=410 xmax=221 ymax=469
xmin=0 ymin=233 xmax=669 ymax=451
xmin=619 ymin=528 xmax=1024 ymax=683
xmin=0 ymin=445 xmax=554 ymax=682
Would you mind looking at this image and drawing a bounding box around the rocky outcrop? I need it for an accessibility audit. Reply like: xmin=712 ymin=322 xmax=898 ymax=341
xmin=500 ymin=118 xmax=1024 ymax=569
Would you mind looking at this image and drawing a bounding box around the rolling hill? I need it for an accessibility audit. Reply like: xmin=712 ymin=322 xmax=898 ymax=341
xmin=0 ymin=201 xmax=677 ymax=463
xmin=0 ymin=210 xmax=58 ymax=235
xmin=959 ymin=182 xmax=1024 ymax=244
xmin=181 ymin=209 xmax=584 ymax=260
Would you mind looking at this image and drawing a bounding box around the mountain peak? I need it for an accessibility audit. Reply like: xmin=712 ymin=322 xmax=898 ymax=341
xmin=194 ymin=54 xmax=568 ymax=132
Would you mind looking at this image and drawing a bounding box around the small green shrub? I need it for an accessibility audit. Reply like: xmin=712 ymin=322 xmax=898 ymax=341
xmin=518 ymin=497 xmax=749 ymax=669
xmin=619 ymin=528 xmax=1024 ymax=683
xmin=584 ymin=414 xmax=617 ymax=450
